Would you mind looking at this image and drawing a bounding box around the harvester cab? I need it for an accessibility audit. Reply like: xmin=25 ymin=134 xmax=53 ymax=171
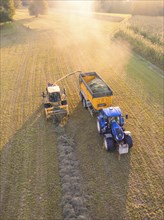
xmin=45 ymin=83 xmax=66 ymax=104
xmin=97 ymin=107 xmax=133 ymax=154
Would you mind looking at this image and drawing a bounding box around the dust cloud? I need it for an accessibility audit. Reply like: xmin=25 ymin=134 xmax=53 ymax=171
xmin=50 ymin=1 xmax=132 ymax=76
xmin=53 ymin=0 xmax=94 ymax=13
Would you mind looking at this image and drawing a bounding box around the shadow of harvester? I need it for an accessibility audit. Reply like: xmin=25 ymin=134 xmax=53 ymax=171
xmin=0 ymin=105 xmax=62 ymax=220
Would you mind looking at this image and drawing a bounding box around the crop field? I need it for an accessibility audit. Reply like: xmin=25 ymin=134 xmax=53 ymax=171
xmin=0 ymin=9 xmax=163 ymax=220
xmin=127 ymin=15 xmax=164 ymax=40
xmin=114 ymin=14 xmax=164 ymax=69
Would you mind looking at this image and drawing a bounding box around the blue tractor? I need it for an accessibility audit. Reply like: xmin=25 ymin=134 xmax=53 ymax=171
xmin=97 ymin=106 xmax=133 ymax=154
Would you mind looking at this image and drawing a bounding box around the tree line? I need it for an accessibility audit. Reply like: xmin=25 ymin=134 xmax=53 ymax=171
xmin=0 ymin=0 xmax=15 ymax=22
xmin=0 ymin=0 xmax=47 ymax=22
xmin=95 ymin=0 xmax=163 ymax=16
xmin=0 ymin=0 xmax=163 ymax=22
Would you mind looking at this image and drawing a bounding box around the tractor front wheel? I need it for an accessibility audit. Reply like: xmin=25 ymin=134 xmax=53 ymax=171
xmin=104 ymin=137 xmax=116 ymax=152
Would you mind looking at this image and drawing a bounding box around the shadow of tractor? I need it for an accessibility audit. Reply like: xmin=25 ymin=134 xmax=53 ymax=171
xmin=66 ymin=102 xmax=131 ymax=220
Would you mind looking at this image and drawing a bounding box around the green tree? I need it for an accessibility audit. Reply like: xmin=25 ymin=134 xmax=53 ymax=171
xmin=0 ymin=0 xmax=15 ymax=22
xmin=28 ymin=0 xmax=48 ymax=17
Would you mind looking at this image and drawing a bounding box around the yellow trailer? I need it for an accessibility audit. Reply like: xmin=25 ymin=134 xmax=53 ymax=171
xmin=79 ymin=72 xmax=113 ymax=116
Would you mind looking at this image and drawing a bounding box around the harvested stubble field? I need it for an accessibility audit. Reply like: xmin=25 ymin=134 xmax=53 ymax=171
xmin=0 ymin=9 xmax=163 ymax=220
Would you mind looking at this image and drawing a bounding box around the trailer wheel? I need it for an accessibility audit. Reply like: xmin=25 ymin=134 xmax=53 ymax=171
xmin=125 ymin=135 xmax=133 ymax=148
xmin=97 ymin=119 xmax=102 ymax=134
xmin=82 ymin=98 xmax=87 ymax=109
xmin=104 ymin=137 xmax=116 ymax=152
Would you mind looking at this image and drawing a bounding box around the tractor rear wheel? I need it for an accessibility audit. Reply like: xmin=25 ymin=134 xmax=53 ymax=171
xmin=97 ymin=119 xmax=102 ymax=134
xmin=104 ymin=137 xmax=116 ymax=152
xmin=125 ymin=135 xmax=133 ymax=148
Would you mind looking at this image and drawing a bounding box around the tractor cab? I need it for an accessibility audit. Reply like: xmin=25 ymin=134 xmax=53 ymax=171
xmin=97 ymin=106 xmax=133 ymax=153
xmin=98 ymin=107 xmax=125 ymax=130
xmin=102 ymin=107 xmax=126 ymax=141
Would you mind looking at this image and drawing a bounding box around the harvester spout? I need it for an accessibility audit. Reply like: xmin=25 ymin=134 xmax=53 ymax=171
xmin=54 ymin=70 xmax=82 ymax=84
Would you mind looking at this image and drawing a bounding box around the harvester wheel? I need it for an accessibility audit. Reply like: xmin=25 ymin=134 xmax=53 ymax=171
xmin=97 ymin=119 xmax=102 ymax=134
xmin=125 ymin=135 xmax=133 ymax=148
xmin=80 ymin=92 xmax=83 ymax=102
xmin=82 ymin=98 xmax=87 ymax=109
xmin=61 ymin=100 xmax=67 ymax=105
xmin=104 ymin=137 xmax=116 ymax=152
xmin=44 ymin=103 xmax=52 ymax=108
